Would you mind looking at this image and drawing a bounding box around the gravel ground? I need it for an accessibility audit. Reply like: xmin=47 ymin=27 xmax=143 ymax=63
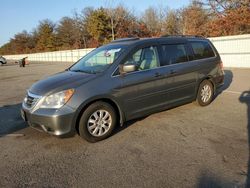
xmin=0 ymin=62 xmax=250 ymax=188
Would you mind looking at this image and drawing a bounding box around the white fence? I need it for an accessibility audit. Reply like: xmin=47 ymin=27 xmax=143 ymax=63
xmin=3 ymin=34 xmax=250 ymax=68
xmin=209 ymin=34 xmax=250 ymax=68
xmin=4 ymin=48 xmax=95 ymax=63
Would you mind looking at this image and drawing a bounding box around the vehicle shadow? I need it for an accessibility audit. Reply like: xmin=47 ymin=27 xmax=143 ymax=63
xmin=112 ymin=116 xmax=147 ymax=136
xmin=215 ymin=69 xmax=233 ymax=96
xmin=0 ymin=103 xmax=28 ymax=137
xmin=239 ymin=90 xmax=250 ymax=187
xmin=196 ymin=170 xmax=240 ymax=187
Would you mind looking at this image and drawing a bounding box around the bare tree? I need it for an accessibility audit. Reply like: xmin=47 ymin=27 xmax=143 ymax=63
xmin=105 ymin=0 xmax=117 ymax=40
xmin=179 ymin=1 xmax=209 ymax=36
xmin=142 ymin=6 xmax=161 ymax=35
xmin=163 ymin=9 xmax=180 ymax=35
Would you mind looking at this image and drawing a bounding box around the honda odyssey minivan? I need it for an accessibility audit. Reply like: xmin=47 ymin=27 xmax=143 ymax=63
xmin=21 ymin=36 xmax=224 ymax=142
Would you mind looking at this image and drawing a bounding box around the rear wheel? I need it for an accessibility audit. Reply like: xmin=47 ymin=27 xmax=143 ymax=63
xmin=78 ymin=102 xmax=117 ymax=142
xmin=196 ymin=80 xmax=214 ymax=106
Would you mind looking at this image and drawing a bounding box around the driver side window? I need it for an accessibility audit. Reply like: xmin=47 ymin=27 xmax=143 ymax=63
xmin=124 ymin=46 xmax=160 ymax=72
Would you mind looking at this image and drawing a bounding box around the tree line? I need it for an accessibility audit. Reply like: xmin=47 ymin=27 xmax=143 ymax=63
xmin=0 ymin=0 xmax=249 ymax=55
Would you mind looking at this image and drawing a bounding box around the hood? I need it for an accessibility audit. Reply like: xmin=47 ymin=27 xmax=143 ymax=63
xmin=29 ymin=71 xmax=97 ymax=96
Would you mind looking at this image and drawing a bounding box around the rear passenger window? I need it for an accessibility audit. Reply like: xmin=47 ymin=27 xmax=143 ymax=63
xmin=190 ymin=41 xmax=215 ymax=60
xmin=162 ymin=44 xmax=188 ymax=66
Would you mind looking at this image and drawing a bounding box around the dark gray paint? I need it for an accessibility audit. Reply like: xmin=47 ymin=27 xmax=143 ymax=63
xmin=21 ymin=37 xmax=224 ymax=136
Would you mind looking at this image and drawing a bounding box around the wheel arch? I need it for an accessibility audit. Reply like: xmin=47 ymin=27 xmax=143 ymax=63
xmin=74 ymin=97 xmax=124 ymax=134
xmin=196 ymin=75 xmax=216 ymax=99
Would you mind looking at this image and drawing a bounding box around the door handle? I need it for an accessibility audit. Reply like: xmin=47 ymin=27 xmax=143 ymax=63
xmin=154 ymin=72 xmax=162 ymax=77
xmin=170 ymin=70 xmax=177 ymax=74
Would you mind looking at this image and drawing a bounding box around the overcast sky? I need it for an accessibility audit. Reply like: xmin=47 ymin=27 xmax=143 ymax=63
xmin=0 ymin=0 xmax=190 ymax=46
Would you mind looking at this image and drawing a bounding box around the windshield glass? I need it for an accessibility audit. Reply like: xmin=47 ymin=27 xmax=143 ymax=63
xmin=69 ymin=45 xmax=125 ymax=74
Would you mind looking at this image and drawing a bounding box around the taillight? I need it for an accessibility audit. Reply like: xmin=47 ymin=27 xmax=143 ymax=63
xmin=219 ymin=60 xmax=224 ymax=70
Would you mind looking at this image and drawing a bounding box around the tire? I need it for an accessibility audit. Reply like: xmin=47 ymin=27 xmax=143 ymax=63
xmin=196 ymin=80 xmax=214 ymax=106
xmin=78 ymin=102 xmax=117 ymax=142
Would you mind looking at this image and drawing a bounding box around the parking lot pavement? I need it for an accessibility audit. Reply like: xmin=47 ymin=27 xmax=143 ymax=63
xmin=0 ymin=62 xmax=250 ymax=187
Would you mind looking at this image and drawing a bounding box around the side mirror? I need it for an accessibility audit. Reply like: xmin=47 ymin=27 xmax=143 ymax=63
xmin=119 ymin=64 xmax=136 ymax=74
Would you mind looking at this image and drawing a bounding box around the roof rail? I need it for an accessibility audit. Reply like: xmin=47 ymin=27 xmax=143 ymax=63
xmin=111 ymin=37 xmax=140 ymax=43
xmin=161 ymin=35 xmax=204 ymax=38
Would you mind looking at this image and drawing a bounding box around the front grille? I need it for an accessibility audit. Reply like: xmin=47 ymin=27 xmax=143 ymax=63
xmin=24 ymin=92 xmax=41 ymax=109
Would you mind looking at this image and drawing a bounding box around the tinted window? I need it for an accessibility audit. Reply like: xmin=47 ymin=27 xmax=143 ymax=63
xmin=161 ymin=44 xmax=188 ymax=66
xmin=124 ymin=46 xmax=160 ymax=71
xmin=190 ymin=41 xmax=215 ymax=60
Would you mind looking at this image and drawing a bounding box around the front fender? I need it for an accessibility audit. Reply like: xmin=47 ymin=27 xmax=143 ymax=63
xmin=71 ymin=95 xmax=125 ymax=132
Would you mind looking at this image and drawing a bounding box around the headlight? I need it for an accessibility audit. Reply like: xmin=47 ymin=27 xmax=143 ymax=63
xmin=40 ymin=89 xmax=74 ymax=109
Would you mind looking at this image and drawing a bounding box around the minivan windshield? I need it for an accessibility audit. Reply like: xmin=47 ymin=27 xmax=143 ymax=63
xmin=69 ymin=45 xmax=125 ymax=74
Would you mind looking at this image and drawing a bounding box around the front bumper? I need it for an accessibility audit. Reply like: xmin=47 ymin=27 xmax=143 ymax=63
xmin=21 ymin=103 xmax=75 ymax=136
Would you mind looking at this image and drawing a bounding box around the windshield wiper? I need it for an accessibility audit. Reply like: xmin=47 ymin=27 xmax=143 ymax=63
xmin=69 ymin=69 xmax=96 ymax=74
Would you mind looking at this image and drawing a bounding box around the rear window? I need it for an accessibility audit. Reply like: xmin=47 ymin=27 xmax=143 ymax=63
xmin=161 ymin=44 xmax=189 ymax=66
xmin=190 ymin=41 xmax=215 ymax=60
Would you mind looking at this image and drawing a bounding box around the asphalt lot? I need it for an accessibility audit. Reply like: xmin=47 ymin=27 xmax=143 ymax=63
xmin=0 ymin=62 xmax=250 ymax=188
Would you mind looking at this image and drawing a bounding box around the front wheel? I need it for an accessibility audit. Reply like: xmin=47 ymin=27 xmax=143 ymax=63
xmin=78 ymin=102 xmax=117 ymax=142
xmin=196 ymin=80 xmax=214 ymax=106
